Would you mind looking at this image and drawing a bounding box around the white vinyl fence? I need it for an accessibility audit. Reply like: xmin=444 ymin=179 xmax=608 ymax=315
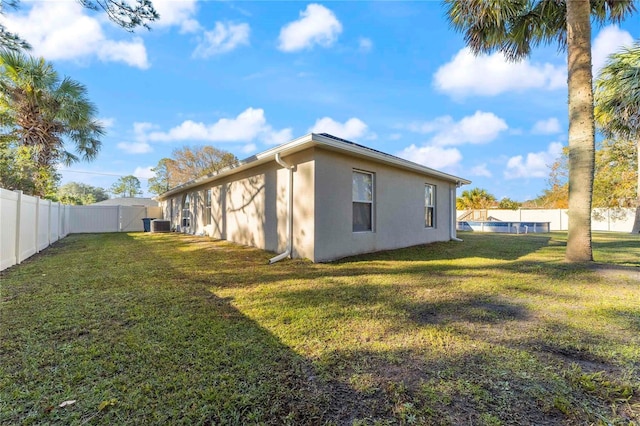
xmin=458 ymin=208 xmax=637 ymax=232
xmin=1 ymin=188 xmax=162 ymax=271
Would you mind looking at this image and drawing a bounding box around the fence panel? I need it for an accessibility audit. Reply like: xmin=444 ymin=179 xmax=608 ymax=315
xmin=19 ymin=194 xmax=38 ymax=263
xmin=460 ymin=208 xmax=635 ymax=232
xmin=120 ymin=206 xmax=147 ymax=232
xmin=0 ymin=189 xmax=18 ymax=270
xmin=1 ymin=188 xmax=162 ymax=271
xmin=37 ymin=199 xmax=51 ymax=251
xmin=50 ymin=203 xmax=60 ymax=243
xmin=69 ymin=205 xmax=120 ymax=233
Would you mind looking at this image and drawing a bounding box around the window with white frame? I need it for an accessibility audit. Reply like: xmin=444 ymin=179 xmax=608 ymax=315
xmin=425 ymin=184 xmax=435 ymax=228
xmin=205 ymin=189 xmax=212 ymax=225
xmin=353 ymin=170 xmax=374 ymax=232
xmin=182 ymin=193 xmax=190 ymax=228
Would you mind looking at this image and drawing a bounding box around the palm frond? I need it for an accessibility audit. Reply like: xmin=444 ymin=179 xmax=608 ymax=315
xmin=594 ymin=41 xmax=640 ymax=139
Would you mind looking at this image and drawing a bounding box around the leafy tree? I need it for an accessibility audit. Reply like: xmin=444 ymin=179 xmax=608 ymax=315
xmin=594 ymin=41 xmax=640 ymax=233
xmin=443 ymin=0 xmax=636 ymax=261
xmin=0 ymin=0 xmax=158 ymax=52
xmin=57 ymin=182 xmax=109 ymax=205
xmin=148 ymin=146 xmax=239 ymax=195
xmin=0 ymin=51 xmax=104 ymax=197
xmin=498 ymin=197 xmax=521 ymax=210
xmin=457 ymin=187 xmax=496 ymax=210
xmin=111 ymin=175 xmax=142 ymax=198
xmin=537 ymin=140 xmax=636 ymax=211
xmin=148 ymin=158 xmax=176 ymax=195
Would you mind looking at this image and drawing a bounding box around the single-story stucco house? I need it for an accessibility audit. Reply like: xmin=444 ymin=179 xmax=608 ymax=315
xmin=158 ymin=133 xmax=470 ymax=262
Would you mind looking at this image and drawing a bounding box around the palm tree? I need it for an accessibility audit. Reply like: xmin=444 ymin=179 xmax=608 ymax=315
xmin=444 ymin=0 xmax=635 ymax=262
xmin=0 ymin=51 xmax=104 ymax=196
xmin=457 ymin=187 xmax=496 ymax=210
xmin=594 ymin=41 xmax=640 ymax=233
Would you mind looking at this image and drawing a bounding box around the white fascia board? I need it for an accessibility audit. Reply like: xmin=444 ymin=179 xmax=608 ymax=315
xmin=158 ymin=132 xmax=470 ymax=200
xmin=157 ymin=134 xmax=316 ymax=200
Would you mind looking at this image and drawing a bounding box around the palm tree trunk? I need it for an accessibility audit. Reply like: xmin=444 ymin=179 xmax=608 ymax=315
xmin=632 ymin=138 xmax=640 ymax=234
xmin=565 ymin=0 xmax=594 ymax=262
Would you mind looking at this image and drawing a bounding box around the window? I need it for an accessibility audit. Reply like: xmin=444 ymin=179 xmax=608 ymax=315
xmin=205 ymin=189 xmax=212 ymax=225
xmin=353 ymin=170 xmax=374 ymax=232
xmin=182 ymin=193 xmax=191 ymax=228
xmin=425 ymin=184 xmax=435 ymax=228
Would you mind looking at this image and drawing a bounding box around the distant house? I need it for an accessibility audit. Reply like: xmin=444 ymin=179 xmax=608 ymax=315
xmin=158 ymin=133 xmax=470 ymax=262
xmin=92 ymin=197 xmax=158 ymax=207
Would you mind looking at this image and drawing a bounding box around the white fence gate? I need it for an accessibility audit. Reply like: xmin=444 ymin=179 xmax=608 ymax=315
xmin=1 ymin=188 xmax=162 ymax=271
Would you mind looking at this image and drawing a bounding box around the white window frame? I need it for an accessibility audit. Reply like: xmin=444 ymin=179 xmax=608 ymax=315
xmin=205 ymin=189 xmax=212 ymax=226
xmin=182 ymin=193 xmax=191 ymax=228
xmin=425 ymin=184 xmax=436 ymax=228
xmin=352 ymin=170 xmax=375 ymax=233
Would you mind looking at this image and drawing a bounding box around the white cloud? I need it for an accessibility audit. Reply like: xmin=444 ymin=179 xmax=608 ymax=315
xmin=133 ymin=166 xmax=156 ymax=179
xmin=504 ymin=142 xmax=563 ymax=179
xmin=278 ymin=4 xmax=342 ymax=52
xmin=116 ymin=122 xmax=156 ymax=154
xmin=152 ymin=0 xmax=200 ymax=33
xmin=241 ymin=143 xmax=257 ymax=154
xmin=117 ymin=142 xmax=152 ymax=154
xmin=434 ymin=47 xmax=565 ymax=97
xmin=193 ymin=22 xmax=250 ymax=58
xmin=98 ymin=117 xmax=116 ymax=129
xmin=309 ymin=117 xmax=370 ymax=140
xmin=97 ymin=38 xmax=148 ymax=69
xmin=592 ymin=25 xmax=634 ymax=74
xmin=531 ymin=118 xmax=562 ymax=135
xmin=359 ymin=37 xmax=373 ymax=53
xmin=406 ymin=111 xmax=508 ymax=146
xmin=263 ymin=128 xmax=293 ymax=145
xmin=470 ymin=163 xmax=492 ymax=177
xmin=0 ymin=2 xmax=149 ymax=68
xmin=396 ymin=145 xmax=462 ymax=170
xmin=145 ymin=108 xmax=289 ymax=145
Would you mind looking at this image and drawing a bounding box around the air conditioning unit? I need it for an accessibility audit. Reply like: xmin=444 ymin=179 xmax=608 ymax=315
xmin=150 ymin=219 xmax=171 ymax=233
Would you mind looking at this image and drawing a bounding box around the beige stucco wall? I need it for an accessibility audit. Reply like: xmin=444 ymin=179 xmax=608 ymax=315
xmin=160 ymin=149 xmax=315 ymax=261
xmin=313 ymin=149 xmax=454 ymax=262
xmin=160 ymin=146 xmax=459 ymax=262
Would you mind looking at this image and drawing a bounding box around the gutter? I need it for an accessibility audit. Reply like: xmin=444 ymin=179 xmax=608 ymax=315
xmin=451 ymin=181 xmax=463 ymax=242
xmin=269 ymin=153 xmax=294 ymax=264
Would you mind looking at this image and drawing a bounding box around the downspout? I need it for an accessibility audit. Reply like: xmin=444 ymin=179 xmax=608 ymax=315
xmin=269 ymin=153 xmax=294 ymax=264
xmin=451 ymin=181 xmax=463 ymax=242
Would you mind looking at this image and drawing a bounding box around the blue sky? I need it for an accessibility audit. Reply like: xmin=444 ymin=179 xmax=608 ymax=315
xmin=3 ymin=1 xmax=639 ymax=200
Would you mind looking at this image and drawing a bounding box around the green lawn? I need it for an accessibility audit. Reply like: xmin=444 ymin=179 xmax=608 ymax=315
xmin=1 ymin=231 xmax=639 ymax=425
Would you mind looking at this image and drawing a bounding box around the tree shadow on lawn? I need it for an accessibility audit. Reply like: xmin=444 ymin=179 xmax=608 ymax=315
xmin=151 ymin=234 xmax=598 ymax=295
xmin=338 ymin=232 xmax=555 ymax=263
xmin=15 ymin=232 xmax=634 ymax=425
xmin=1 ymin=236 xmax=393 ymax=425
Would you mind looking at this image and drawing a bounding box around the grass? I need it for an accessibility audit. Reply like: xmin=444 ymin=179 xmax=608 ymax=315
xmin=1 ymin=231 xmax=639 ymax=425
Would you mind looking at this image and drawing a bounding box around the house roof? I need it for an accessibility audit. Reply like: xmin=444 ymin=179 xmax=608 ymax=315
xmin=158 ymin=133 xmax=471 ymax=200
xmin=92 ymin=197 xmax=159 ymax=207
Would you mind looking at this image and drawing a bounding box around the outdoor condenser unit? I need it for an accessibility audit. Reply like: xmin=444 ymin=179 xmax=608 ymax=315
xmin=150 ymin=219 xmax=171 ymax=233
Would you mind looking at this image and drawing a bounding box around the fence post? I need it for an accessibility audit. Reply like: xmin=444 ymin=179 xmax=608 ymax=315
xmin=48 ymin=199 xmax=52 ymax=246
xmin=15 ymin=190 xmax=22 ymax=265
xmin=35 ymin=196 xmax=40 ymax=253
xmin=58 ymin=202 xmax=62 ymax=240
xmin=559 ymin=210 xmax=562 ymax=230
xmin=118 ymin=205 xmax=122 ymax=232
